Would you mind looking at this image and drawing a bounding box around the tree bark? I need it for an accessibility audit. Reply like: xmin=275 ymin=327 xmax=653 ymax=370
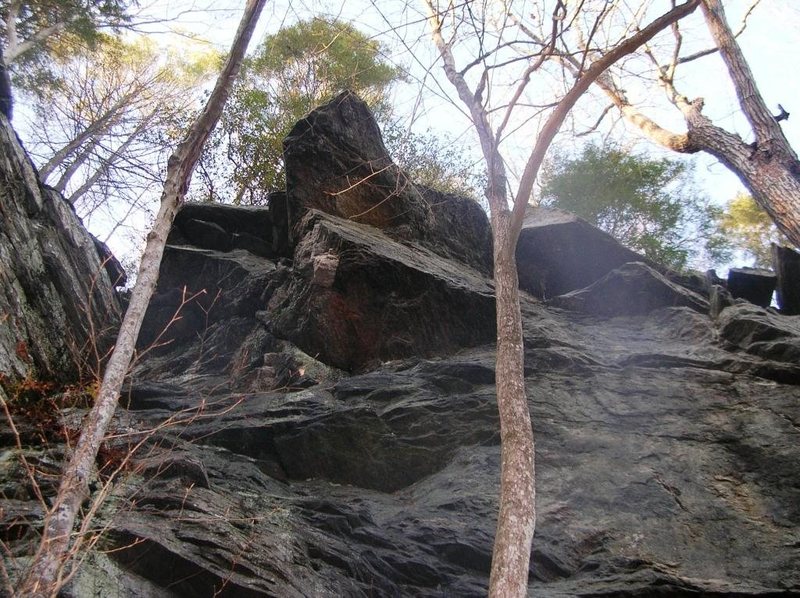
xmin=697 ymin=0 xmax=800 ymax=247
xmin=16 ymin=2 xmax=267 ymax=596
xmin=489 ymin=210 xmax=535 ymax=598
xmin=593 ymin=0 xmax=800 ymax=247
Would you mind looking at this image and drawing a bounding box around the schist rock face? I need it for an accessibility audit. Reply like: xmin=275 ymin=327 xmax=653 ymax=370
xmin=2 ymin=93 xmax=798 ymax=597
xmin=0 ymin=114 xmax=120 ymax=384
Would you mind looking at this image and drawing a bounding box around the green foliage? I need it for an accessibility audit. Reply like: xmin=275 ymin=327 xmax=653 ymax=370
xmin=716 ymin=193 xmax=789 ymax=268
xmin=382 ymin=121 xmax=483 ymax=199
xmin=205 ymin=18 xmax=400 ymax=204
xmin=1 ymin=0 xmax=132 ymax=88
xmin=540 ymin=143 xmax=730 ymax=270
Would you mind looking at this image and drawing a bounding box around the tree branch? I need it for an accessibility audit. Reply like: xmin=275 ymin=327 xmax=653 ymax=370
xmin=509 ymin=0 xmax=701 ymax=247
xmin=700 ymin=0 xmax=794 ymax=153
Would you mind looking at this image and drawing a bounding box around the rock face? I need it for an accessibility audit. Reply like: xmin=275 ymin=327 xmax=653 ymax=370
xmin=0 ymin=114 xmax=120 ymax=384
xmin=772 ymin=244 xmax=800 ymax=314
xmin=2 ymin=95 xmax=799 ymax=597
xmin=267 ymin=210 xmax=496 ymax=372
xmin=284 ymin=91 xmax=492 ymax=274
xmin=727 ymin=267 xmax=776 ymax=308
xmin=516 ymin=206 xmax=645 ymax=299
xmin=551 ymin=261 xmax=709 ymax=316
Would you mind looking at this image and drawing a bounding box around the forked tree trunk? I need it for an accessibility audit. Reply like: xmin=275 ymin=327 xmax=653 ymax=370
xmin=423 ymin=1 xmax=699 ymax=596
xmin=17 ymin=2 xmax=267 ymax=595
xmin=600 ymin=0 xmax=800 ymax=247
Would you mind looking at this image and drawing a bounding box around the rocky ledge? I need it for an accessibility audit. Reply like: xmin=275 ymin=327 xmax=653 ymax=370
xmin=1 ymin=92 xmax=799 ymax=597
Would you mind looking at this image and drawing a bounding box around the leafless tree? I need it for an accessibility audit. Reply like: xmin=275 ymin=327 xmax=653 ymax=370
xmin=422 ymin=0 xmax=700 ymax=594
xmin=541 ymin=0 xmax=800 ymax=247
xmin=22 ymin=35 xmax=216 ymax=237
xmin=16 ymin=1 xmax=266 ymax=595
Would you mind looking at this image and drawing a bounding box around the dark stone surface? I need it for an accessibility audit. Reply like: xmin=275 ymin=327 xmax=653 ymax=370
xmin=0 ymin=115 xmax=120 ymax=383
xmin=266 ymin=210 xmax=496 ymax=372
xmin=727 ymin=267 xmax=776 ymax=308
xmin=169 ymin=202 xmax=275 ymax=258
xmin=717 ymin=302 xmax=800 ymax=368
xmin=3 ymin=97 xmax=800 ymax=598
xmin=422 ymin=186 xmax=493 ymax=275
xmin=516 ymin=206 xmax=646 ymax=299
xmin=772 ymin=244 xmax=800 ymax=315
xmin=284 ymin=91 xmax=430 ymax=238
xmin=550 ymin=262 xmax=709 ymax=317
xmin=283 ymin=91 xmax=492 ymax=273
xmin=24 ymin=298 xmax=794 ymax=598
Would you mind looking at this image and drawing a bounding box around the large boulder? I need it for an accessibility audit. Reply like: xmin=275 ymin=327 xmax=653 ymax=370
xmin=727 ymin=267 xmax=776 ymax=308
xmin=283 ymin=91 xmax=492 ymax=274
xmin=0 ymin=115 xmax=120 ymax=383
xmin=168 ymin=201 xmax=275 ymax=258
xmin=283 ymin=91 xmax=431 ymax=239
xmin=30 ymin=295 xmax=797 ymax=598
xmin=772 ymin=244 xmax=800 ymax=314
xmin=550 ymin=261 xmax=709 ymax=316
xmin=516 ymin=206 xmax=645 ymax=299
xmin=267 ymin=210 xmax=496 ymax=372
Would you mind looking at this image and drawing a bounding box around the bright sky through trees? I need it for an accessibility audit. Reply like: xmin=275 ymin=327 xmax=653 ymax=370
xmin=17 ymin=0 xmax=800 ymax=271
xmin=141 ymin=0 xmax=799 ymax=188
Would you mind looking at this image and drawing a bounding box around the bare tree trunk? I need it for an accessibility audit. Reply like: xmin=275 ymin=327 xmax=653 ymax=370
xmin=423 ymin=1 xmax=699 ymax=595
xmin=489 ymin=211 xmax=535 ymax=597
xmin=16 ymin=2 xmax=267 ymax=595
xmin=65 ymin=118 xmax=153 ymax=206
xmin=38 ymin=100 xmax=128 ymax=181
xmin=697 ymin=0 xmax=800 ymax=247
xmin=53 ymin=138 xmax=99 ymax=195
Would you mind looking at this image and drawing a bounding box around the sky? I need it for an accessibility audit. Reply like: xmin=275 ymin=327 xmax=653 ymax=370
xmin=26 ymin=0 xmax=800 ymax=272
xmin=134 ymin=0 xmax=800 ymax=207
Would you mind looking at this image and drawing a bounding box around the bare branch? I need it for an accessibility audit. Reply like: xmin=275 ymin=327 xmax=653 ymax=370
xmin=509 ymin=0 xmax=701 ymax=246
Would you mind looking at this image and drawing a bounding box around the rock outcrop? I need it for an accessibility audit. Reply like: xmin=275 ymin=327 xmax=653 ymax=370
xmin=516 ymin=206 xmax=645 ymax=299
xmin=773 ymin=244 xmax=800 ymax=314
xmin=727 ymin=267 xmax=776 ymax=308
xmin=267 ymin=209 xmax=496 ymax=371
xmin=2 ymin=94 xmax=799 ymax=597
xmin=0 ymin=114 xmax=120 ymax=384
xmin=550 ymin=261 xmax=709 ymax=316
xmin=284 ymin=91 xmax=493 ymax=274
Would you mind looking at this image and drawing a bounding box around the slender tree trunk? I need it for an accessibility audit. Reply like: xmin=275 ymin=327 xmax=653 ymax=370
xmin=16 ymin=2 xmax=267 ymax=596
xmin=421 ymin=2 xmax=700 ymax=595
xmin=65 ymin=118 xmax=152 ymax=206
xmin=489 ymin=210 xmax=535 ymax=597
xmin=53 ymin=138 xmax=99 ymax=195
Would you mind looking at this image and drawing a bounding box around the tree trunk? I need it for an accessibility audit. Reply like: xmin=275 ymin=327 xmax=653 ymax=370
xmin=489 ymin=211 xmax=536 ymax=598
xmin=16 ymin=2 xmax=267 ymax=596
xmin=595 ymin=0 xmax=800 ymax=248
xmin=421 ymin=2 xmax=701 ymax=595
xmin=697 ymin=0 xmax=800 ymax=247
xmin=617 ymin=99 xmax=800 ymax=248
xmin=682 ymin=100 xmax=800 ymax=248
